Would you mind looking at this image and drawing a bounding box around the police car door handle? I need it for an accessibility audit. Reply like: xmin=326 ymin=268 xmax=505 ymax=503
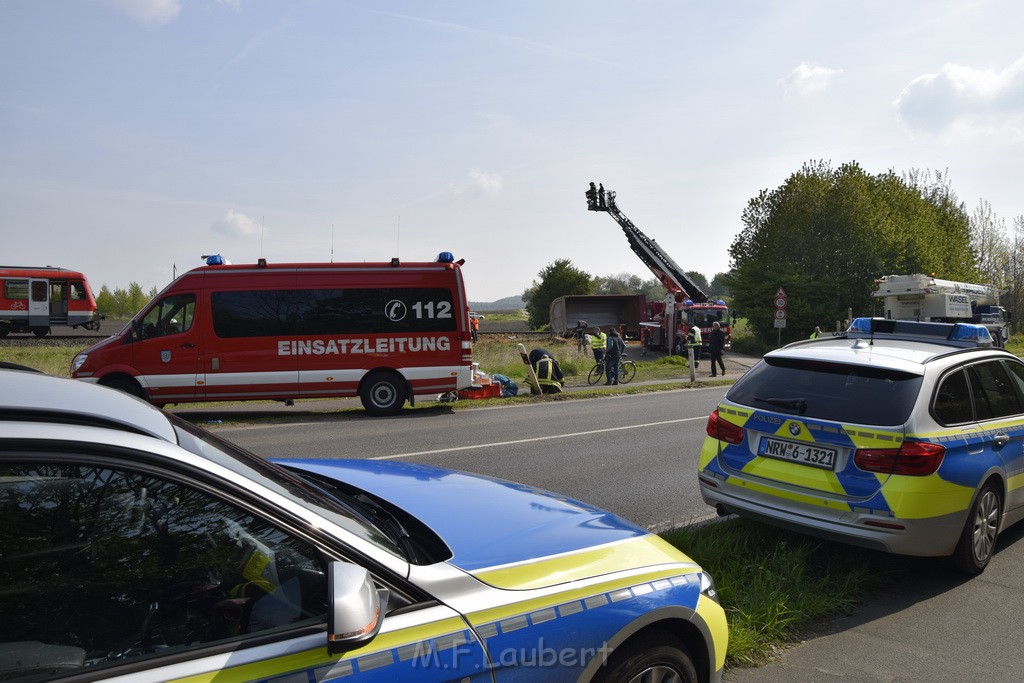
xmin=993 ymin=433 xmax=1010 ymax=447
xmin=180 ymin=342 xmax=196 ymax=349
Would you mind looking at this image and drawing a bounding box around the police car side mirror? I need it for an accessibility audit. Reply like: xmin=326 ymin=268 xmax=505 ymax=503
xmin=327 ymin=562 xmax=389 ymax=655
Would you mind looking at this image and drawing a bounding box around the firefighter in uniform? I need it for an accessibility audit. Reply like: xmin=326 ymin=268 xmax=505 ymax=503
xmin=535 ymin=354 xmax=563 ymax=394
xmin=590 ymin=327 xmax=608 ymax=364
xmin=686 ymin=324 xmax=702 ymax=369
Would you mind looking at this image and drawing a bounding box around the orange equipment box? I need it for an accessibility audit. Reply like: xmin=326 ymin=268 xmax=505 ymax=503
xmin=458 ymin=383 xmax=502 ymax=400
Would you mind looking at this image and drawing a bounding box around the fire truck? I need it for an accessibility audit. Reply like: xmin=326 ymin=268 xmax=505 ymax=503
xmin=872 ymin=273 xmax=1010 ymax=345
xmin=0 ymin=265 xmax=100 ymax=337
xmin=585 ymin=186 xmax=732 ymax=354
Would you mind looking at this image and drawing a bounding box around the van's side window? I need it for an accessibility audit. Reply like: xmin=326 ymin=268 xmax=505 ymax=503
xmin=211 ymin=288 xmax=457 ymax=338
xmin=141 ymin=294 xmax=196 ymax=339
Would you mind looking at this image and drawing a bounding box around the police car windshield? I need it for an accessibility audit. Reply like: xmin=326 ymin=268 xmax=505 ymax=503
xmin=728 ymin=357 xmax=923 ymax=426
xmin=169 ymin=415 xmax=406 ymax=559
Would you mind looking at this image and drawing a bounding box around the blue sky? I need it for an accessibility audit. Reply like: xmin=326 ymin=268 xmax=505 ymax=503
xmin=2 ymin=1 xmax=1023 ymax=301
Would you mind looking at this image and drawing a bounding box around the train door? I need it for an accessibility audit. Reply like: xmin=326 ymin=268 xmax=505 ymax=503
xmin=28 ymin=279 xmax=49 ymax=328
xmin=49 ymin=280 xmax=69 ymax=323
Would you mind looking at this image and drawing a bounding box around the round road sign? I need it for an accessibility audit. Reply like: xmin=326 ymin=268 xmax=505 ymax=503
xmin=774 ymin=308 xmax=787 ymax=320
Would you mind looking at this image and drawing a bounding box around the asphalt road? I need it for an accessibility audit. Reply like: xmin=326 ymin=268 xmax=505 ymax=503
xmin=208 ymin=387 xmax=731 ymax=531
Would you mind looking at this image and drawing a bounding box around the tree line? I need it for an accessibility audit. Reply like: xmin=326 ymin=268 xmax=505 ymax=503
xmin=95 ymin=283 xmax=159 ymax=320
xmin=523 ymin=160 xmax=1023 ymax=347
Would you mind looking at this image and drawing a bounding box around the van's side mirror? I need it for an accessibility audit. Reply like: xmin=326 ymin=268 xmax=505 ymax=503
xmin=326 ymin=562 xmax=389 ymax=655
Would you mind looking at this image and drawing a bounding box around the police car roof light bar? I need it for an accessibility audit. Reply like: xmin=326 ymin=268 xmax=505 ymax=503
xmin=847 ymin=317 xmax=993 ymax=348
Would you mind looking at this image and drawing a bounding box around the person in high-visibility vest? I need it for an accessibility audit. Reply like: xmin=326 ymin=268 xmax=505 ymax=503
xmin=535 ymin=354 xmax=563 ymax=393
xmin=686 ymin=325 xmax=701 ymax=369
xmin=470 ymin=315 xmax=480 ymax=342
xmin=590 ymin=327 xmax=608 ymax=364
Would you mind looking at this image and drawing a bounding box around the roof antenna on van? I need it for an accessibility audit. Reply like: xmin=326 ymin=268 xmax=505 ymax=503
xmin=331 ymin=224 xmax=334 ymax=263
xmin=396 ymin=214 xmax=401 ymax=260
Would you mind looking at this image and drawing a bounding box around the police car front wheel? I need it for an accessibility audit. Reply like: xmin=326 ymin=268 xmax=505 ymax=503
xmin=594 ymin=633 xmax=697 ymax=683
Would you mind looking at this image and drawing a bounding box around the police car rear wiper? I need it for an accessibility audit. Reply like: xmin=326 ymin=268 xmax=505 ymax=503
xmin=754 ymin=396 xmax=808 ymax=413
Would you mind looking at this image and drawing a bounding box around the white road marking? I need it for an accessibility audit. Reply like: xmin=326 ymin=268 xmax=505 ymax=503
xmin=370 ymin=415 xmax=708 ymax=460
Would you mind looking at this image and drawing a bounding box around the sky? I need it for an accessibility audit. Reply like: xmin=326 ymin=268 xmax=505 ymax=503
xmin=2 ymin=1 xmax=1023 ymax=303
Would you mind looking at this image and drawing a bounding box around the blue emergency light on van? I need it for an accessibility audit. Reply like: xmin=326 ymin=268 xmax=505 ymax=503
xmin=204 ymin=254 xmax=227 ymax=266
xmin=436 ymin=252 xmax=455 ymax=263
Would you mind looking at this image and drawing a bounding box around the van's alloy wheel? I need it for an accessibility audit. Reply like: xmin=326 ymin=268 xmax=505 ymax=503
xmin=360 ymin=373 xmax=407 ymax=416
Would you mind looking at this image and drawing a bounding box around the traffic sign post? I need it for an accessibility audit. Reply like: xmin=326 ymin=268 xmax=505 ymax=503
xmin=774 ymin=287 xmax=787 ymax=347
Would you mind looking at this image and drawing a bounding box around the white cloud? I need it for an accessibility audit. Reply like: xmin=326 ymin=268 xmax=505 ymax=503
xmin=777 ymin=62 xmax=843 ymax=99
xmin=468 ymin=168 xmax=503 ymax=195
xmin=212 ymin=210 xmax=262 ymax=238
xmin=894 ymin=57 xmax=1024 ymax=141
xmin=105 ymin=0 xmax=181 ymax=25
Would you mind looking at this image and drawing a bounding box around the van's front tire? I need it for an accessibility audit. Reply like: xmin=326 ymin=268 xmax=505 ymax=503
xmin=101 ymin=376 xmax=146 ymax=401
xmin=360 ymin=372 xmax=407 ymax=416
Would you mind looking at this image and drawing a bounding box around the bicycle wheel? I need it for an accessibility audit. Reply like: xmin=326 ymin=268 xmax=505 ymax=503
xmin=619 ymin=361 xmax=637 ymax=384
xmin=587 ymin=363 xmax=604 ymax=385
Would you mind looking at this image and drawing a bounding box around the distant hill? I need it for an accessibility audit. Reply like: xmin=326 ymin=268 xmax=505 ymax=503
xmin=469 ymin=296 xmax=524 ymax=311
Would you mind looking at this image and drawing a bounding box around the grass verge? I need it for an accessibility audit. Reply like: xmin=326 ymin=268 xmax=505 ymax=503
xmin=662 ymin=518 xmax=922 ymax=668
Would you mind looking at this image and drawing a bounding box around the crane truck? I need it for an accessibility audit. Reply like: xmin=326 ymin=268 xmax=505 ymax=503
xmin=583 ymin=184 xmax=732 ymax=354
xmin=872 ymin=273 xmax=1010 ymax=345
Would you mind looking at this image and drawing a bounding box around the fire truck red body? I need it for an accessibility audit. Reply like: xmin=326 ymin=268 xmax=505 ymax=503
xmin=647 ymin=299 xmax=732 ymax=355
xmin=0 ymin=266 xmax=100 ymax=337
xmin=71 ymin=254 xmax=474 ymax=415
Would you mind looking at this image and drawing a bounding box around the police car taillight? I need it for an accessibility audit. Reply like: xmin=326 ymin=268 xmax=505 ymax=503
xmin=854 ymin=441 xmax=945 ymax=476
xmin=706 ymin=409 xmax=744 ymax=445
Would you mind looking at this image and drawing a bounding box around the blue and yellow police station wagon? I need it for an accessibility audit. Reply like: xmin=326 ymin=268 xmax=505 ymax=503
xmin=0 ymin=366 xmax=727 ymax=682
xmin=699 ymin=318 xmax=1024 ymax=575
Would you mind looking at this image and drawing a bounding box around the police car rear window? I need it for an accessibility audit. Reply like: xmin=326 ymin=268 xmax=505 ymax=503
xmin=727 ymin=357 xmax=923 ymax=426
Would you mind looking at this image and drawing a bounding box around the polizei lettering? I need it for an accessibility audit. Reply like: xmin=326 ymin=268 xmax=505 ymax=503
xmin=277 ymin=336 xmax=452 ymax=356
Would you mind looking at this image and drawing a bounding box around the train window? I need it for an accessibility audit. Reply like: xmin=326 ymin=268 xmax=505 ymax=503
xmin=31 ymin=281 xmax=48 ymax=302
xmin=4 ymin=280 xmax=28 ymax=300
xmin=70 ymin=281 xmax=86 ymax=300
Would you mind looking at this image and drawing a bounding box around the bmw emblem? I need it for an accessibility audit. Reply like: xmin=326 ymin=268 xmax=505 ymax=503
xmin=788 ymin=422 xmax=801 ymax=437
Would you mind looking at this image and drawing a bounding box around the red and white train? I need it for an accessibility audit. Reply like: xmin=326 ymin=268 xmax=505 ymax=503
xmin=0 ymin=266 xmax=100 ymax=337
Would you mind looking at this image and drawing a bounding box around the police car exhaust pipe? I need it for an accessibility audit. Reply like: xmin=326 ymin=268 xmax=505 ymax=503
xmin=715 ymin=504 xmax=730 ymax=517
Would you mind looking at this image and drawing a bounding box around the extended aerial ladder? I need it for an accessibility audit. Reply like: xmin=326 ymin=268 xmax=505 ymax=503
xmin=586 ymin=184 xmax=708 ymax=304
xmin=586 ymin=183 xmax=717 ymax=353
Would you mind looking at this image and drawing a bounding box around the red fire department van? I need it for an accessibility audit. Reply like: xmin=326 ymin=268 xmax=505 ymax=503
xmin=0 ymin=265 xmax=100 ymax=337
xmin=71 ymin=254 xmax=474 ymax=415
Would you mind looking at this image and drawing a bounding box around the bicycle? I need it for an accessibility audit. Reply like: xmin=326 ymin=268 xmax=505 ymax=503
xmin=587 ymin=353 xmax=637 ymax=385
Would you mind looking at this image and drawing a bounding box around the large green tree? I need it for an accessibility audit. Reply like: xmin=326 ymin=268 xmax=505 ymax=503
xmin=729 ymin=161 xmax=976 ymax=346
xmin=522 ymin=259 xmax=595 ymax=329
